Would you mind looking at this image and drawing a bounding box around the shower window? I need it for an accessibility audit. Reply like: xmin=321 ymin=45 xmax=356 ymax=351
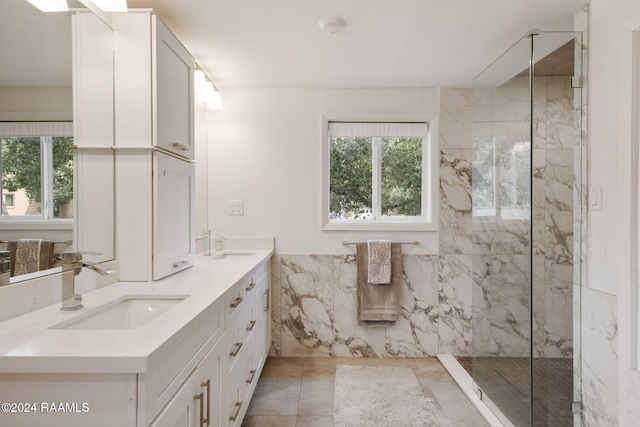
xmin=321 ymin=114 xmax=438 ymax=231
xmin=472 ymin=135 xmax=530 ymax=221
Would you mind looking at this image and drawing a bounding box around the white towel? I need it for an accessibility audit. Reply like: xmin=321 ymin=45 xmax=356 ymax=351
xmin=367 ymin=240 xmax=392 ymax=284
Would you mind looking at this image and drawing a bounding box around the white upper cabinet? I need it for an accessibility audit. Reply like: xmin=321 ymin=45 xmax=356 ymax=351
xmin=113 ymin=11 xmax=196 ymax=281
xmin=113 ymin=11 xmax=195 ymax=160
xmin=153 ymin=18 xmax=194 ymax=159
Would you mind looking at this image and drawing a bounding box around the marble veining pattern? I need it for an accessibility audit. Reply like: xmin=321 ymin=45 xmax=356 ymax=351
xmin=581 ymin=287 xmax=618 ymax=427
xmin=438 ymin=255 xmax=473 ymax=356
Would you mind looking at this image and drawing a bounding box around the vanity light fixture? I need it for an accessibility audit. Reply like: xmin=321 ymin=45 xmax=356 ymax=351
xmin=25 ymin=0 xmax=69 ymax=12
xmin=89 ymin=0 xmax=127 ymax=12
xmin=194 ymin=63 xmax=223 ymax=110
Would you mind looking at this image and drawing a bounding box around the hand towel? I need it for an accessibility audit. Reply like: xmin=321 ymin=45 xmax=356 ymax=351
xmin=367 ymin=239 xmax=392 ymax=284
xmin=357 ymin=242 xmax=402 ymax=325
xmin=8 ymin=239 xmax=55 ymax=276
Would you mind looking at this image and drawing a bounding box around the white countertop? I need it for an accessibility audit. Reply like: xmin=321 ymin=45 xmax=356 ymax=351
xmin=0 ymin=248 xmax=273 ymax=374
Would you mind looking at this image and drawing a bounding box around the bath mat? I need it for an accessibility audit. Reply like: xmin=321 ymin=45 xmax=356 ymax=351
xmin=333 ymin=364 xmax=439 ymax=427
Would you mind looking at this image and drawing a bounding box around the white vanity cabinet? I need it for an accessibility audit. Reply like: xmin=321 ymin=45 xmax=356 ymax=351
xmin=147 ymin=258 xmax=271 ymax=427
xmin=113 ymin=10 xmax=196 ymax=281
xmin=0 ymin=256 xmax=272 ymax=427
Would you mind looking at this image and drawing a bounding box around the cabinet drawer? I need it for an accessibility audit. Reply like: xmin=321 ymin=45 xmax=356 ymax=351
xmin=220 ymin=311 xmax=246 ymax=387
xmin=224 ymin=281 xmax=246 ymax=322
xmin=243 ymin=290 xmax=257 ymax=344
xmin=221 ymin=373 xmax=245 ymax=427
xmin=138 ymin=300 xmax=223 ymax=426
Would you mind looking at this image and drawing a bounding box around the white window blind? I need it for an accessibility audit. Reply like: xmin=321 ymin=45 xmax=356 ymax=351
xmin=328 ymin=122 xmax=428 ymax=138
xmin=0 ymin=122 xmax=73 ymax=137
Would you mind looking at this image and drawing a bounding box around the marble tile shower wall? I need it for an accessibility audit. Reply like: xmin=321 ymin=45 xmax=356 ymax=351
xmin=269 ymin=82 xmax=574 ymax=358
xmin=472 ymin=75 xmax=576 ymax=359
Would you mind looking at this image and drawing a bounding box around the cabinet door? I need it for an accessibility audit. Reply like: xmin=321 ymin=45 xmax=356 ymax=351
xmin=150 ymin=343 xmax=219 ymax=427
xmin=149 ymin=371 xmax=199 ymax=427
xmin=153 ymin=16 xmax=194 ymax=160
xmin=153 ymin=152 xmax=195 ymax=279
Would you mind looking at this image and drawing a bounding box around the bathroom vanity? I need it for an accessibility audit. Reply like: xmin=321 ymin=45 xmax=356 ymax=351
xmin=0 ymin=243 xmax=272 ymax=427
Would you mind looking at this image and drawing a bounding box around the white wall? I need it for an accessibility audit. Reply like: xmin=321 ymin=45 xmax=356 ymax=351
xmin=588 ymin=0 xmax=640 ymax=425
xmin=207 ymin=87 xmax=440 ymax=254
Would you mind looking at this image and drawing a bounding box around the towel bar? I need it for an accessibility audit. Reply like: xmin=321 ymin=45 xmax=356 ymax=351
xmin=341 ymin=240 xmax=419 ymax=245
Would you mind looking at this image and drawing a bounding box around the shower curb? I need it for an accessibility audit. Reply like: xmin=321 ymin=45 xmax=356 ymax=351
xmin=437 ymin=354 xmax=505 ymax=427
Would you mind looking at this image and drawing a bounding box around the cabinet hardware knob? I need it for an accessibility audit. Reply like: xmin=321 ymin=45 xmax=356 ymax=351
xmin=229 ymin=401 xmax=243 ymax=422
xmin=246 ymin=320 xmax=256 ymax=332
xmin=194 ymin=391 xmax=205 ymax=427
xmin=246 ymin=369 xmax=257 ymax=384
xmin=230 ymin=296 xmax=243 ymax=308
xmin=230 ymin=341 xmax=243 ymax=357
xmin=171 ymin=142 xmax=189 ymax=151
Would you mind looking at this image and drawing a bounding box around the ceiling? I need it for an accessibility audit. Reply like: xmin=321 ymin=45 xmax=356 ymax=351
xmin=1 ymin=0 xmax=586 ymax=89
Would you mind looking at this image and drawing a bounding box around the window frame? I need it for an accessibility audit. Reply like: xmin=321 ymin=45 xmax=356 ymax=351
xmin=321 ymin=112 xmax=439 ymax=231
xmin=0 ymin=122 xmax=74 ymax=224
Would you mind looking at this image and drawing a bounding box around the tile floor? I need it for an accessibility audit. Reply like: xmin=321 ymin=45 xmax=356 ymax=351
xmin=242 ymin=357 xmax=490 ymax=427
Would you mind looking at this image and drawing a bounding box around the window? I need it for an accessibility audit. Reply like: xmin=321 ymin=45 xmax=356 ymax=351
xmin=0 ymin=122 xmax=74 ymax=221
xmin=2 ymin=193 xmax=14 ymax=209
xmin=322 ymin=114 xmax=438 ymax=231
xmin=472 ymin=134 xmax=531 ymax=220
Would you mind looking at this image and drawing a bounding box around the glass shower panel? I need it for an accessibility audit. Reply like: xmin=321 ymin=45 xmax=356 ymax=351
xmin=471 ymin=34 xmax=534 ymax=427
xmin=530 ymin=31 xmax=582 ymax=427
xmin=470 ymin=31 xmax=583 ymax=427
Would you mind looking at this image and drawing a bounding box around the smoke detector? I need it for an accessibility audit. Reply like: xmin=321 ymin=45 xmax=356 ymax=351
xmin=319 ymin=16 xmax=347 ymax=34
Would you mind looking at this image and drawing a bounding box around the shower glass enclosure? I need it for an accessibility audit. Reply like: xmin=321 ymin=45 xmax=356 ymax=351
xmin=469 ymin=31 xmax=583 ymax=426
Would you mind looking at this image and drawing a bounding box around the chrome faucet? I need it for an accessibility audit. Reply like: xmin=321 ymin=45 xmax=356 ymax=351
xmin=59 ymin=252 xmax=112 ymax=311
xmin=211 ymin=231 xmax=225 ymax=251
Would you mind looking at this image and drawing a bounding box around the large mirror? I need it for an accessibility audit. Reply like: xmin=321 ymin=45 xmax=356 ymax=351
xmin=0 ymin=1 xmax=115 ymax=284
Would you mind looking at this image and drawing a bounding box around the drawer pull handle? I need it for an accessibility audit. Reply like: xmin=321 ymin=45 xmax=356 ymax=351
xmin=230 ymin=297 xmax=243 ymax=308
xmin=194 ymin=391 xmax=206 ymax=427
xmin=202 ymin=379 xmax=211 ymax=426
xmin=246 ymin=320 xmax=256 ymax=332
xmin=246 ymin=282 xmax=255 ymax=292
xmin=171 ymin=142 xmax=189 ymax=151
xmin=264 ymin=288 xmax=270 ymax=312
xmin=246 ymin=369 xmax=257 ymax=384
xmin=173 ymin=260 xmax=189 ymax=269
xmin=229 ymin=401 xmax=243 ymax=422
xmin=230 ymin=341 xmax=243 ymax=357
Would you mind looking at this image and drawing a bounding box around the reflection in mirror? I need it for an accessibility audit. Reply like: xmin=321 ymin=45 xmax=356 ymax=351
xmin=0 ymin=1 xmax=84 ymax=284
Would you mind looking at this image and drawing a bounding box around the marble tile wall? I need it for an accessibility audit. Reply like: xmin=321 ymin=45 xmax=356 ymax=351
xmin=270 ymin=76 xmax=575 ymax=359
xmin=573 ymin=6 xmax=619 ymax=426
xmin=581 ymin=287 xmax=618 ymax=426
xmin=470 ymin=73 xmax=576 ymax=359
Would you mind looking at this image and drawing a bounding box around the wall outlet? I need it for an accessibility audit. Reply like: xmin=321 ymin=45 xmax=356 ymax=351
xmin=229 ymin=200 xmax=244 ymax=216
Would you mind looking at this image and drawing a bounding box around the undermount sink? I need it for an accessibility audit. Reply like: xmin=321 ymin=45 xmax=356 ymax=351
xmin=50 ymin=295 xmax=189 ymax=330
xmin=210 ymin=250 xmax=255 ymax=260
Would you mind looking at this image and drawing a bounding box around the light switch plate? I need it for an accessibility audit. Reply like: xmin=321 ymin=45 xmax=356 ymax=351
xmin=589 ymin=186 xmax=602 ymax=211
xmin=229 ymin=200 xmax=244 ymax=216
